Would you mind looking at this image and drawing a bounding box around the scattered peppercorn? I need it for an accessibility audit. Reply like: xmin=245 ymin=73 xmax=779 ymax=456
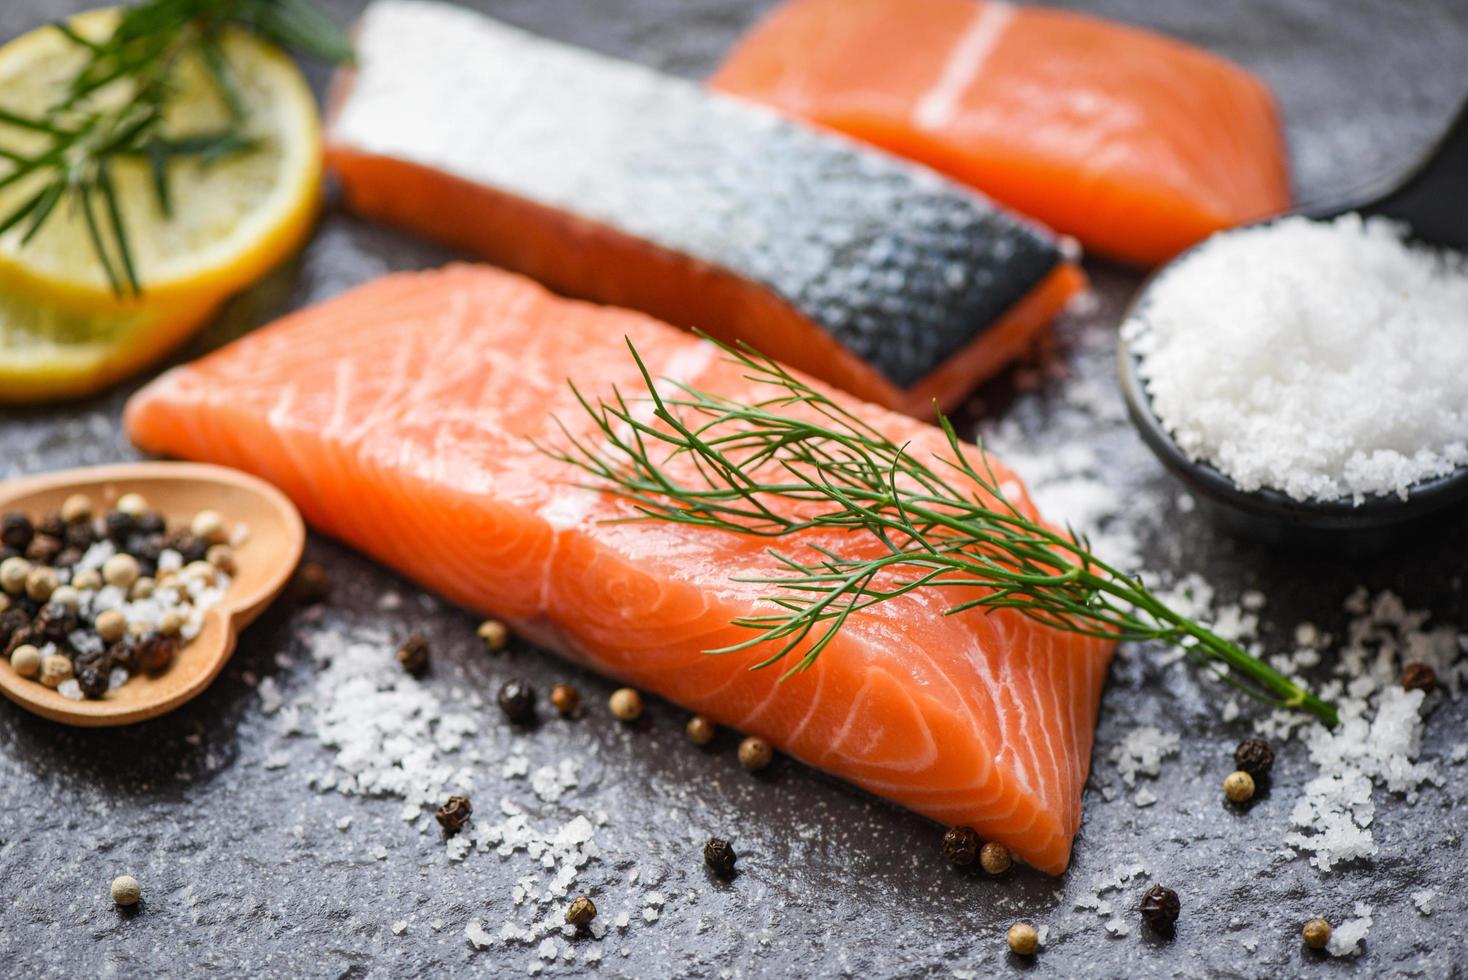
xmin=116 ymin=493 xmax=149 ymax=517
xmin=77 ymin=665 xmax=109 ymax=699
xmin=60 ymin=493 xmax=92 ymax=524
xmin=134 ymin=511 xmax=165 ymax=536
xmin=49 ymin=585 xmax=80 ymax=609
xmin=293 ymin=561 xmax=329 ymax=603
xmin=942 ymin=826 xmax=981 ymax=866
xmin=1233 ymin=737 xmax=1275 ymax=778
xmin=105 ymin=510 xmax=136 ymax=544
xmin=191 ymin=509 xmax=227 ymax=545
xmin=40 ymin=653 xmax=73 ymax=688
xmin=63 ymin=519 xmax=98 ymax=550
xmin=1223 ymin=769 xmax=1256 ymax=804
xmin=1400 ymin=662 xmax=1437 ymax=693
xmin=1139 ymin=884 xmax=1180 ymax=931
xmin=397 ymin=632 xmax=430 ymax=675
xmin=25 ymin=535 xmax=62 ymax=565
xmin=24 ymin=565 xmax=58 ymax=602
xmin=157 ymin=609 xmax=186 ymax=637
xmin=609 ymin=687 xmax=643 ymax=722
xmin=102 ymin=553 xmax=140 ymax=589
xmin=980 ymin=841 xmax=1012 ymax=876
xmin=498 ymin=679 xmax=537 ymax=724
xmin=94 ymin=610 xmax=127 ymax=644
xmin=1302 ymin=917 xmax=1331 ymax=950
xmin=110 ymin=875 xmax=141 ymax=907
xmin=3 ymin=624 xmax=37 ymax=659
xmin=35 ymin=601 xmax=78 ymax=642
xmin=167 ymin=532 xmax=209 ymax=563
xmin=0 ymin=556 xmax=30 ymax=594
xmin=107 ymin=638 xmax=136 ymax=672
xmin=206 ymin=544 xmax=236 ymax=574
xmin=703 ymin=837 xmax=737 ymax=877
xmin=36 ymin=514 xmax=64 ymax=539
xmin=686 ymin=714 xmax=716 ymax=747
xmin=477 ymin=619 xmax=509 ymax=652
xmin=134 ymin=633 xmax=178 ymax=674
xmin=0 ymin=606 xmax=27 ymax=647
xmin=9 ymin=643 xmax=41 ymax=679
xmin=71 ymin=568 xmax=101 ymax=592
xmin=550 ymin=683 xmax=580 ymax=718
xmin=0 ymin=512 xmax=32 ymax=551
xmin=737 ymin=736 xmax=773 ymax=772
xmin=1006 ymin=922 xmax=1039 ymax=956
xmin=129 ymin=576 xmax=155 ymax=601
xmin=435 ymin=795 xmax=473 ymax=834
xmin=565 ymin=895 xmax=597 ymax=928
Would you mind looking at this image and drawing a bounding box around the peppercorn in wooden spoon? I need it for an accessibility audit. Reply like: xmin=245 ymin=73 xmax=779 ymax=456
xmin=0 ymin=462 xmax=303 ymax=726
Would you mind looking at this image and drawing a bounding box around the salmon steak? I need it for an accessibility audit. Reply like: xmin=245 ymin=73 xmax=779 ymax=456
xmin=324 ymin=0 xmax=1084 ymax=417
xmin=125 ymin=265 xmax=1116 ymax=874
xmin=712 ymin=0 xmax=1292 ymax=266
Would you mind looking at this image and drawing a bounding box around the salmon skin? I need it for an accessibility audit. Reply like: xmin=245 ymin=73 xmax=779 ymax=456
xmin=712 ymin=0 xmax=1292 ymax=266
xmin=324 ymin=0 xmax=1084 ymax=417
xmin=124 ymin=264 xmax=1115 ymax=874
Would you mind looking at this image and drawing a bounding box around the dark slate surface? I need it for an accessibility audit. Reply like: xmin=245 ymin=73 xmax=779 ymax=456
xmin=2 ymin=2 xmax=1467 ymax=977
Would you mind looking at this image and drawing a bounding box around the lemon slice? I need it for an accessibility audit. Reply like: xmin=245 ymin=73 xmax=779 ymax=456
xmin=0 ymin=287 xmax=216 ymax=404
xmin=0 ymin=8 xmax=322 ymax=311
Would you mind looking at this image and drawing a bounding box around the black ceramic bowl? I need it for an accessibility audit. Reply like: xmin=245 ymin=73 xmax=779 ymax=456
xmin=1117 ymin=338 xmax=1468 ymax=559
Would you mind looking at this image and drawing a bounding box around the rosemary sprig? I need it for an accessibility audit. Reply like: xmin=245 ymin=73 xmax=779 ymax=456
xmin=0 ymin=0 xmax=351 ymax=296
xmin=545 ymin=339 xmax=1339 ymax=728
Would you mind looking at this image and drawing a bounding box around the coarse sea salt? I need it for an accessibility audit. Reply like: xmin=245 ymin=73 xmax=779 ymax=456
xmin=1124 ymin=213 xmax=1468 ymax=503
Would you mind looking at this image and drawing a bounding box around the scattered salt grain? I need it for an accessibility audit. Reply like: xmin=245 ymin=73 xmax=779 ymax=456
xmin=465 ymin=919 xmax=494 ymax=949
xmin=336 ymin=817 xmax=352 ymax=831
xmin=1124 ymin=213 xmax=1468 ymax=503
xmin=1110 ymin=726 xmax=1180 ymax=787
xmin=392 ymin=919 xmax=408 ymax=935
xmin=1411 ymin=889 xmax=1435 ymax=915
xmin=1326 ymin=902 xmax=1373 ymax=957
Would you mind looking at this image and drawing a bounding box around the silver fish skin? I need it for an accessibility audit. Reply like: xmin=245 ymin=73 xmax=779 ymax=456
xmin=330 ymin=0 xmax=1066 ymax=393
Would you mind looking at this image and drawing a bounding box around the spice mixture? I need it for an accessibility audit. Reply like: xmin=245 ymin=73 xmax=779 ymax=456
xmin=1 ymin=493 xmax=238 ymax=700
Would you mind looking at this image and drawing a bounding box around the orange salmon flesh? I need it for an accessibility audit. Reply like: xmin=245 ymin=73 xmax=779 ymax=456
xmin=712 ymin=0 xmax=1292 ymax=266
xmin=124 ymin=265 xmax=1116 ymax=873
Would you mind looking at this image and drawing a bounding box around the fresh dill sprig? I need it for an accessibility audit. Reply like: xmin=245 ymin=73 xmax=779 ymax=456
xmin=0 ymin=0 xmax=351 ymax=296
xmin=545 ymin=338 xmax=1339 ymax=727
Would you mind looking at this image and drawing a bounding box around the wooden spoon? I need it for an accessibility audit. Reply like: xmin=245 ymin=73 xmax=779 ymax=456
xmin=0 ymin=462 xmax=304 ymax=726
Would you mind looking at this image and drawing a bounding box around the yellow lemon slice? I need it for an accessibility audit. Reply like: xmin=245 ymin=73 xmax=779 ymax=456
xmin=0 ymin=8 xmax=321 ymax=312
xmin=0 ymin=287 xmax=216 ymax=404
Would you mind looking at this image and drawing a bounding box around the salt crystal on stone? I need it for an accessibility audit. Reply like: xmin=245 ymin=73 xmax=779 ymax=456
xmin=1326 ymin=902 xmax=1373 ymax=957
xmin=336 ymin=817 xmax=352 ymax=831
xmin=1109 ymin=726 xmax=1180 ymax=786
xmin=1125 ymin=214 xmax=1468 ymax=503
xmin=465 ymin=919 xmax=494 ymax=949
xmin=392 ymin=920 xmax=407 ymax=935
xmin=1412 ymin=889 xmax=1435 ymax=915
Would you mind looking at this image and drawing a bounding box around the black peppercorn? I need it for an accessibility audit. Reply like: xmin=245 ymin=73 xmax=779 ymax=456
xmin=3 ymin=623 xmax=38 ymax=659
xmin=1233 ymin=737 xmax=1275 ymax=778
xmin=942 ymin=825 xmax=981 ymax=866
xmin=135 ymin=632 xmax=178 ymax=674
xmin=703 ymin=837 xmax=737 ymax=877
xmin=107 ymin=638 xmax=136 ymax=672
xmin=1401 ymin=662 xmax=1437 ymax=693
xmin=55 ymin=547 xmax=84 ymax=569
xmin=168 ymin=532 xmax=209 ymax=563
xmin=0 ymin=606 xmax=30 ymax=649
xmin=77 ymin=664 xmax=109 ymax=699
xmin=35 ymin=601 xmax=78 ymax=642
xmin=497 ymin=679 xmax=537 ymax=724
xmin=63 ymin=520 xmax=98 ymax=550
xmin=36 ymin=514 xmax=65 ymax=539
xmin=104 ymin=510 xmax=136 ymax=544
xmin=1 ymin=513 xmax=33 ymax=551
xmin=435 ymin=795 xmax=473 ymax=834
xmin=293 ymin=562 xmax=329 ymax=603
xmin=135 ymin=511 xmax=166 ymax=536
xmin=397 ymin=633 xmax=430 ymax=675
xmin=25 ymin=534 xmax=62 ymax=566
xmin=1139 ymin=885 xmax=1180 ymax=931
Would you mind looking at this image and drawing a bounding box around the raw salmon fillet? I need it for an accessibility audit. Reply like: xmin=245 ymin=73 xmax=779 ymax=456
xmin=324 ymin=0 xmax=1085 ymax=417
xmin=124 ymin=265 xmax=1115 ymax=874
xmin=712 ymin=0 xmax=1292 ymax=266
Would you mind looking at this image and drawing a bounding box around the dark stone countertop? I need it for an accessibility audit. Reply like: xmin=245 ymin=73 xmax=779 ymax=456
xmin=2 ymin=1 xmax=1467 ymax=977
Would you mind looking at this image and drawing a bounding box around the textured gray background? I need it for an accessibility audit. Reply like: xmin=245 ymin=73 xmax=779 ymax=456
xmin=3 ymin=1 xmax=1468 ymax=977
